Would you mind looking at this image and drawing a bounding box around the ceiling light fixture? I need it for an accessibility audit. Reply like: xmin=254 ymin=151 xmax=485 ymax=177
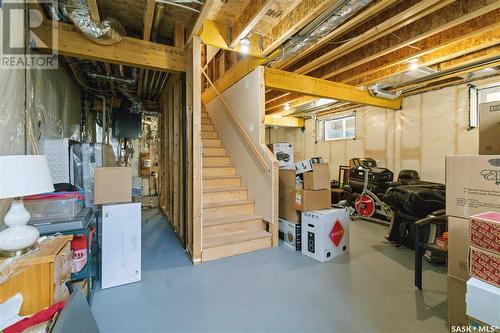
xmin=284 ymin=103 xmax=290 ymax=111
xmin=408 ymin=58 xmax=419 ymax=71
xmin=240 ymin=37 xmax=250 ymax=54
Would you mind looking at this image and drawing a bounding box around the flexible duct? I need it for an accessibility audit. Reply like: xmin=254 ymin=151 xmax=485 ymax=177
xmin=274 ymin=0 xmax=373 ymax=65
xmin=61 ymin=0 xmax=125 ymax=45
xmin=367 ymin=84 xmax=402 ymax=100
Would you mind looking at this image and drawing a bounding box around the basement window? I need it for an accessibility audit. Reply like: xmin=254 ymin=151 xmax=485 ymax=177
xmin=324 ymin=115 xmax=356 ymax=141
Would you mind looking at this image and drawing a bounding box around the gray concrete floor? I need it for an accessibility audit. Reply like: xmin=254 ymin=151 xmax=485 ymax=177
xmin=91 ymin=208 xmax=448 ymax=333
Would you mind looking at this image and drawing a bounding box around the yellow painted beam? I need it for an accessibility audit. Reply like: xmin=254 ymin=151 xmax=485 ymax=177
xmin=33 ymin=21 xmax=186 ymax=72
xmin=200 ymin=20 xmax=264 ymax=58
xmin=264 ymin=67 xmax=402 ymax=110
xmin=265 ymin=115 xmax=304 ymax=127
xmin=201 ymin=56 xmax=266 ymax=105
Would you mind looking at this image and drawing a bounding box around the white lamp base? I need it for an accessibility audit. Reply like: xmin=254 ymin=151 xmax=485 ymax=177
xmin=0 ymin=199 xmax=39 ymax=252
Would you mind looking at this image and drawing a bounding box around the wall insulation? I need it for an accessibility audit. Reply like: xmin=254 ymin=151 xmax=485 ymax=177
xmin=0 ymin=66 xmax=82 ymax=228
xmin=266 ymin=80 xmax=496 ymax=184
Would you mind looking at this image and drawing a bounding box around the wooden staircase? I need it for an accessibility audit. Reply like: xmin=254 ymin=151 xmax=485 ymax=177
xmin=201 ymin=111 xmax=272 ymax=262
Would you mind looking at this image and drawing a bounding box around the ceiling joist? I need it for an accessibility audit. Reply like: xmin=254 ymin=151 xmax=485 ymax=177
xmin=292 ymin=0 xmax=453 ymax=75
xmin=230 ymin=0 xmax=274 ymax=48
xmin=276 ymin=0 xmax=399 ymax=69
xmin=265 ymin=115 xmax=304 ymax=127
xmin=261 ymin=0 xmax=338 ymax=55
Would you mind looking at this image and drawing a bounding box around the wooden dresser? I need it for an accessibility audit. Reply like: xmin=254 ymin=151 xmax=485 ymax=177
xmin=0 ymin=235 xmax=73 ymax=315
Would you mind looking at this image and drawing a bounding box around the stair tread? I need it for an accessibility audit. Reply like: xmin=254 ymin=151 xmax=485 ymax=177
xmin=204 ymin=214 xmax=262 ymax=227
xmin=203 ymin=165 xmax=235 ymax=168
xmin=203 ymin=154 xmax=229 ymax=158
xmin=203 ymin=186 xmax=246 ymax=193
xmin=203 ymin=230 xmax=271 ymax=249
xmin=203 ymin=175 xmax=240 ymax=179
xmin=203 ymin=199 xmax=254 ymax=209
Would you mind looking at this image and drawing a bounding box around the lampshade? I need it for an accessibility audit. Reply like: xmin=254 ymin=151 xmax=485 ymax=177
xmin=0 ymin=155 xmax=54 ymax=199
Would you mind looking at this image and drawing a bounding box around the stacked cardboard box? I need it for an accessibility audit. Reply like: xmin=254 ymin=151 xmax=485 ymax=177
xmin=278 ymin=157 xmax=332 ymax=251
xmin=446 ymin=155 xmax=500 ymax=330
xmin=466 ymin=212 xmax=500 ymax=328
xmin=295 ymin=162 xmax=331 ymax=212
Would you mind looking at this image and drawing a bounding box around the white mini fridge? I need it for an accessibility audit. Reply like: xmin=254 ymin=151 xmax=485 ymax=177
xmin=101 ymin=202 xmax=141 ymax=289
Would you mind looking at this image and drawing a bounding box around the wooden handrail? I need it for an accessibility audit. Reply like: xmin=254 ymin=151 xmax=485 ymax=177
xmin=200 ymin=67 xmax=270 ymax=172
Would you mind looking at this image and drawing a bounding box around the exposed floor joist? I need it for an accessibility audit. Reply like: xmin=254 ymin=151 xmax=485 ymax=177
xmin=265 ymin=4 xmax=500 ymax=112
xmin=229 ymin=0 xmax=274 ymax=48
xmin=261 ymin=0 xmax=338 ymax=55
xmin=344 ymin=25 xmax=500 ymax=86
xmin=264 ymin=68 xmax=402 ymax=110
xmin=275 ymin=0 xmax=399 ymax=69
xmin=266 ymin=0 xmax=499 ymax=105
xmin=289 ymin=0 xmax=453 ymax=75
xmin=34 ymin=21 xmax=186 ymax=72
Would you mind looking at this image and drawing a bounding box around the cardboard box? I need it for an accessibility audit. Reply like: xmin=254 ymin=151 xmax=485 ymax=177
xmin=301 ymin=208 xmax=349 ymax=262
xmin=469 ymin=246 xmax=500 ymax=288
xmin=279 ymin=170 xmax=301 ymax=223
xmin=446 ymin=155 xmax=500 ymax=218
xmin=479 ymin=101 xmax=500 ymax=155
xmin=466 ymin=277 xmax=500 ymax=327
xmin=268 ymin=143 xmax=294 ymax=170
xmin=303 ymin=163 xmax=331 ymax=190
xmin=295 ymin=189 xmax=331 ymax=212
xmin=470 ymin=212 xmax=500 ymax=254
xmin=94 ymin=167 xmax=132 ymax=205
xmin=448 ymin=216 xmax=470 ymax=281
xmin=295 ymin=157 xmax=323 ymax=175
xmin=278 ymin=218 xmax=301 ymax=251
xmin=448 ymin=275 xmax=468 ymax=330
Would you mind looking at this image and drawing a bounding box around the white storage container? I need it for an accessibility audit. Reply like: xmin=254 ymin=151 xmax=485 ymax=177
xmin=301 ymin=208 xmax=349 ymax=262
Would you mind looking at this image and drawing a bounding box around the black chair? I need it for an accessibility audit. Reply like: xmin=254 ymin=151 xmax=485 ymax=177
xmin=414 ymin=209 xmax=447 ymax=290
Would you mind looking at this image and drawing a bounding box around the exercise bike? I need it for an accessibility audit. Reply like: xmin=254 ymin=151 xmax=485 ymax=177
xmin=353 ymin=168 xmax=394 ymax=225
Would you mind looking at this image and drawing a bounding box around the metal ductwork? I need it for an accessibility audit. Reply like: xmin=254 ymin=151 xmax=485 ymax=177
xmin=272 ymin=0 xmax=373 ymax=66
xmin=86 ymin=72 xmax=136 ymax=85
xmin=61 ymin=0 xmax=125 ymax=45
xmin=367 ymin=84 xmax=402 ymax=100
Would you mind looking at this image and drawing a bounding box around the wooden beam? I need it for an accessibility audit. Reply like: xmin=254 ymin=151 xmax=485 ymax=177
xmin=33 ymin=21 xmax=186 ymax=72
xmin=200 ymin=20 xmax=264 ymax=58
xmin=174 ymin=23 xmax=186 ymax=49
xmin=229 ymin=0 xmax=274 ymax=48
xmin=267 ymin=1 xmax=500 ymax=108
xmin=265 ymin=115 xmax=304 ymax=127
xmin=267 ymin=95 xmax=316 ymax=114
xmin=314 ymin=2 xmax=500 ymax=77
xmin=261 ymin=0 xmax=338 ymax=55
xmin=188 ymin=0 xmax=216 ymax=43
xmin=143 ymin=0 xmax=156 ymax=41
xmin=333 ymin=18 xmax=500 ymax=83
xmin=201 ymin=56 xmax=266 ymax=105
xmin=293 ymin=0 xmax=453 ymax=75
xmin=264 ymin=67 xmax=402 ymax=110
xmin=436 ymin=45 xmax=500 ymax=71
xmin=276 ymin=0 xmax=399 ymax=69
xmin=86 ymin=0 xmax=100 ymax=21
xmin=346 ymin=25 xmax=500 ymax=86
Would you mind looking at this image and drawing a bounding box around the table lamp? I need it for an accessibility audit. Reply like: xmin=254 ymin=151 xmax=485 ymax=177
xmin=0 ymin=155 xmax=54 ymax=255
